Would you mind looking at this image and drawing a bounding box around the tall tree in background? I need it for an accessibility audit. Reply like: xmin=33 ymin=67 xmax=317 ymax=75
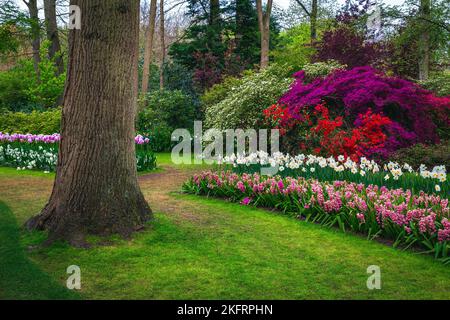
xmin=418 ymin=0 xmax=430 ymax=80
xmin=141 ymin=0 xmax=158 ymax=94
xmin=44 ymin=0 xmax=64 ymax=75
xmin=256 ymin=0 xmax=273 ymax=69
xmin=26 ymin=0 xmax=151 ymax=245
xmin=235 ymin=0 xmax=259 ymax=67
xmin=23 ymin=0 xmax=40 ymax=79
xmin=294 ymin=0 xmax=318 ymax=41
xmin=159 ymin=0 xmax=165 ymax=89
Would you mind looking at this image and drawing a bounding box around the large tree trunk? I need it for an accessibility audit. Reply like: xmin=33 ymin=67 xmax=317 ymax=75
xmin=310 ymin=0 xmax=317 ymax=41
xmin=24 ymin=0 xmax=41 ymax=80
xmin=141 ymin=0 xmax=158 ymax=94
xmin=26 ymin=0 xmax=152 ymax=246
xmin=256 ymin=0 xmax=272 ymax=69
xmin=159 ymin=0 xmax=165 ymax=90
xmin=418 ymin=0 xmax=430 ymax=80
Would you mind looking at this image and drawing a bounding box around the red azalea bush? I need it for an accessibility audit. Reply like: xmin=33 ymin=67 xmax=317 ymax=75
xmin=271 ymin=66 xmax=450 ymax=158
xmin=264 ymin=103 xmax=391 ymax=161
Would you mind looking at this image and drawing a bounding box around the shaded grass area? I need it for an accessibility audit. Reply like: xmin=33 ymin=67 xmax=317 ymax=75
xmin=0 ymin=201 xmax=78 ymax=299
xmin=1 ymin=168 xmax=450 ymax=299
xmin=155 ymin=152 xmax=214 ymax=171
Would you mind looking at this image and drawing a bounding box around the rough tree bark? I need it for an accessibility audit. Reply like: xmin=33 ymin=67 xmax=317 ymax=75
xmin=141 ymin=0 xmax=158 ymax=94
xmin=159 ymin=0 xmax=165 ymax=90
xmin=26 ymin=0 xmax=152 ymax=246
xmin=256 ymin=0 xmax=273 ymax=69
xmin=23 ymin=0 xmax=40 ymax=79
xmin=44 ymin=0 xmax=64 ymax=75
xmin=418 ymin=0 xmax=430 ymax=80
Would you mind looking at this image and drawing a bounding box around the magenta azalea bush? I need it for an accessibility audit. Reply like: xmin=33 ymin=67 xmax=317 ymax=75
xmin=279 ymin=66 xmax=450 ymax=158
xmin=183 ymin=171 xmax=450 ymax=261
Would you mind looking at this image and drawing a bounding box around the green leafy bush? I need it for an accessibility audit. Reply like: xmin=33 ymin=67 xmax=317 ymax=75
xmin=418 ymin=71 xmax=450 ymax=97
xmin=0 ymin=41 xmax=65 ymax=111
xmin=0 ymin=61 xmax=37 ymax=112
xmin=205 ymin=64 xmax=293 ymax=130
xmin=200 ymin=75 xmax=244 ymax=111
xmin=390 ymin=141 xmax=450 ymax=170
xmin=301 ymin=60 xmax=346 ymax=82
xmin=272 ymin=23 xmax=315 ymax=71
xmin=137 ymin=89 xmax=198 ymax=151
xmin=141 ymin=89 xmax=198 ymax=129
xmin=0 ymin=108 xmax=61 ymax=134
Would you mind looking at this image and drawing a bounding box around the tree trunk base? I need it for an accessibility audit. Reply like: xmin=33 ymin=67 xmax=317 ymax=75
xmin=25 ymin=194 xmax=152 ymax=246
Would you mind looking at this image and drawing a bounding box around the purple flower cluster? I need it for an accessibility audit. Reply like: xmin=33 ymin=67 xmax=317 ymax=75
xmin=279 ymin=67 xmax=450 ymax=156
xmin=0 ymin=132 xmax=61 ymax=144
xmin=1 ymin=132 xmax=150 ymax=145
xmin=134 ymin=134 xmax=150 ymax=145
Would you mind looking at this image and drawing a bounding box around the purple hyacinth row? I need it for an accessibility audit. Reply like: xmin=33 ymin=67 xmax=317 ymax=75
xmin=0 ymin=132 xmax=61 ymax=144
xmin=0 ymin=132 xmax=150 ymax=145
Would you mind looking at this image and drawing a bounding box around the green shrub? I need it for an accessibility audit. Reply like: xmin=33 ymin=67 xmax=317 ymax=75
xmin=141 ymin=89 xmax=198 ymax=129
xmin=0 ymin=108 xmax=61 ymax=134
xmin=205 ymin=63 xmax=293 ymax=130
xmin=137 ymin=89 xmax=197 ymax=152
xmin=0 ymin=61 xmax=37 ymax=112
xmin=272 ymin=23 xmax=315 ymax=71
xmin=418 ymin=71 xmax=450 ymax=97
xmin=301 ymin=60 xmax=346 ymax=82
xmin=0 ymin=41 xmax=65 ymax=111
xmin=390 ymin=141 xmax=449 ymax=169
xmin=139 ymin=122 xmax=176 ymax=152
xmin=201 ymin=75 xmax=244 ymax=111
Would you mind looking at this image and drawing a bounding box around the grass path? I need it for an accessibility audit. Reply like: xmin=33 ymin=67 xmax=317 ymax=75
xmin=0 ymin=162 xmax=450 ymax=299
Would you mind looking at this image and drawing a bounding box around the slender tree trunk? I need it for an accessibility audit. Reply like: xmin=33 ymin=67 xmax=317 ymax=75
xmin=310 ymin=0 xmax=318 ymax=41
xmin=235 ymin=0 xmax=244 ymax=44
xmin=24 ymin=0 xmax=41 ymax=80
xmin=418 ymin=0 xmax=430 ymax=80
xmin=44 ymin=0 xmax=64 ymax=75
xmin=210 ymin=0 xmax=220 ymax=25
xmin=256 ymin=0 xmax=272 ymax=69
xmin=26 ymin=0 xmax=152 ymax=246
xmin=141 ymin=0 xmax=158 ymax=94
xmin=159 ymin=0 xmax=165 ymax=90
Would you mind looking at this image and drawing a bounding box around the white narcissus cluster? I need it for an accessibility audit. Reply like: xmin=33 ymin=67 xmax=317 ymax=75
xmin=0 ymin=144 xmax=57 ymax=171
xmin=218 ymin=151 xmax=447 ymax=193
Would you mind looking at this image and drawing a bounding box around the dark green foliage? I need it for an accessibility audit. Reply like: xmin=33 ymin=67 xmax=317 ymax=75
xmin=390 ymin=141 xmax=450 ymax=170
xmin=0 ymin=108 xmax=61 ymax=134
xmin=418 ymin=71 xmax=450 ymax=97
xmin=386 ymin=0 xmax=450 ymax=78
xmin=169 ymin=0 xmax=281 ymax=91
xmin=137 ymin=90 xmax=198 ymax=151
xmin=200 ymin=75 xmax=243 ymax=111
xmin=0 ymin=43 xmax=65 ymax=111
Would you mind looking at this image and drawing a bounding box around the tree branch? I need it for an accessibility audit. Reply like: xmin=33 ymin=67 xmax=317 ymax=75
xmin=294 ymin=0 xmax=310 ymax=17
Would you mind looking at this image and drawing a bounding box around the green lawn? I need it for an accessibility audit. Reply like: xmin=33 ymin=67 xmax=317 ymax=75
xmin=0 ymin=163 xmax=450 ymax=300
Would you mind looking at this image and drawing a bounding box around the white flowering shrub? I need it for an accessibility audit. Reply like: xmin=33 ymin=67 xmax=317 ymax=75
xmin=301 ymin=60 xmax=346 ymax=82
xmin=205 ymin=64 xmax=293 ymax=130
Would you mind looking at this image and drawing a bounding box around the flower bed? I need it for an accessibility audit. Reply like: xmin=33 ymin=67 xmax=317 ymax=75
xmin=220 ymin=152 xmax=448 ymax=195
xmin=0 ymin=133 xmax=156 ymax=172
xmin=183 ymin=170 xmax=450 ymax=262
